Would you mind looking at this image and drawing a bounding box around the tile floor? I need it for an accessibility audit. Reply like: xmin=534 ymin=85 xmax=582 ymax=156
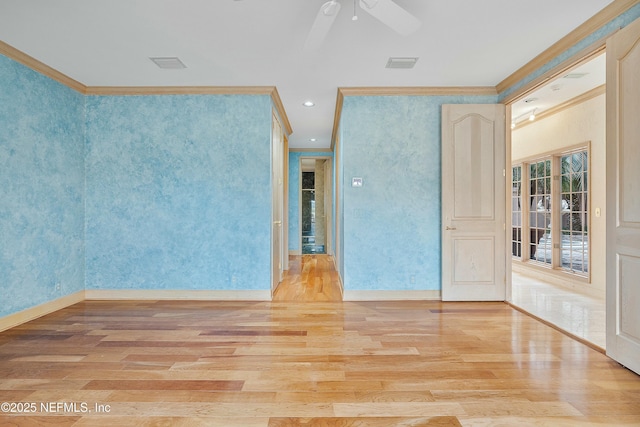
xmin=511 ymin=270 xmax=606 ymax=350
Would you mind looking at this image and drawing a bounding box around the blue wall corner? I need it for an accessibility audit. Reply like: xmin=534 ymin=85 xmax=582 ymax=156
xmin=0 ymin=54 xmax=85 ymax=317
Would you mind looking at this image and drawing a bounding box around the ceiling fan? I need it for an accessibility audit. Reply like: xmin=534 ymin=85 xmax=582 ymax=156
xmin=304 ymin=0 xmax=421 ymax=50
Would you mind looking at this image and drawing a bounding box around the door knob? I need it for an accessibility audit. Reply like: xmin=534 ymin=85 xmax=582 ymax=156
xmin=445 ymin=226 xmax=457 ymax=230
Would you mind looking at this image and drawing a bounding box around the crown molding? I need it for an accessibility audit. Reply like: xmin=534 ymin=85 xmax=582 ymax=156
xmin=0 ymin=40 xmax=87 ymax=93
xmin=330 ymin=89 xmax=344 ymax=151
xmin=84 ymin=85 xmax=276 ymax=95
xmin=269 ymin=86 xmax=293 ymax=136
xmin=496 ymin=0 xmax=638 ymax=94
xmin=338 ymin=86 xmax=498 ymax=96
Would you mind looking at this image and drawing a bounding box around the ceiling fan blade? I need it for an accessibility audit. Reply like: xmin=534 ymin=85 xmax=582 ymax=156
xmin=304 ymin=1 xmax=342 ymax=51
xmin=359 ymin=0 xmax=421 ymax=36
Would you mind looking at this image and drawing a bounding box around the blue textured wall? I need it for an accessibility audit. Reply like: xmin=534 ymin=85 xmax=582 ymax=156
xmin=339 ymin=95 xmax=497 ymax=291
xmin=0 ymin=54 xmax=85 ymax=317
xmin=288 ymin=151 xmax=333 ymax=253
xmin=85 ymin=95 xmax=272 ymax=291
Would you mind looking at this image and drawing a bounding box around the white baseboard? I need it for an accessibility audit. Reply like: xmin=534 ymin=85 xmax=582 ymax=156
xmin=85 ymin=289 xmax=271 ymax=301
xmin=343 ymin=290 xmax=441 ymax=301
xmin=0 ymin=291 xmax=85 ymax=332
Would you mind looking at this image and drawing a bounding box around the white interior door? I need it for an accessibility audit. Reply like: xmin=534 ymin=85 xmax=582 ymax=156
xmin=606 ymin=17 xmax=640 ymax=375
xmin=442 ymin=104 xmax=506 ymax=301
xmin=271 ymin=114 xmax=284 ymax=294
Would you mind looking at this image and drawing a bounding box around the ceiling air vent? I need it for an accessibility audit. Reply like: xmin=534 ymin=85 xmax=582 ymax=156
xmin=563 ymin=72 xmax=588 ymax=79
xmin=386 ymin=57 xmax=418 ymax=69
xmin=150 ymin=57 xmax=187 ymax=69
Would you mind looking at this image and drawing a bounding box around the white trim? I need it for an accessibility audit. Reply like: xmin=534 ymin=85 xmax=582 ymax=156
xmin=289 ymin=249 xmax=302 ymax=256
xmin=84 ymin=289 xmax=271 ymax=301
xmin=0 ymin=291 xmax=85 ymax=332
xmin=343 ymin=290 xmax=441 ymax=301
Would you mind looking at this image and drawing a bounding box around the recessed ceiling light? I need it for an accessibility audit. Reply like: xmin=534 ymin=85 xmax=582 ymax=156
xmin=386 ymin=57 xmax=419 ymax=69
xmin=310 ymin=138 xmax=317 ymax=142
xmin=303 ymin=101 xmax=315 ymax=107
xmin=149 ymin=57 xmax=187 ymax=69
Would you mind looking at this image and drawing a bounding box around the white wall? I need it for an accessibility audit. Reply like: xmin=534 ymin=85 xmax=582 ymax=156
xmin=512 ymin=92 xmax=605 ymax=295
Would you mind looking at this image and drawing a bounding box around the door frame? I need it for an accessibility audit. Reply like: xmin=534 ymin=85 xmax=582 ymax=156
xmin=298 ymin=155 xmax=333 ymax=256
xmin=271 ymin=112 xmax=286 ymax=296
xmin=501 ymin=40 xmax=608 ymax=304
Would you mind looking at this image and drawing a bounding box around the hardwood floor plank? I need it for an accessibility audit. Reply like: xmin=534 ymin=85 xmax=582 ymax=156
xmin=268 ymin=417 xmax=463 ymax=427
xmin=72 ymin=417 xmax=270 ymax=427
xmin=82 ymin=380 xmax=244 ymax=391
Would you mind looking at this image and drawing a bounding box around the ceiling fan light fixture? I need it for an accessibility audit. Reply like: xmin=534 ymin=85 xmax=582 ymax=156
xmin=322 ymin=1 xmax=340 ymax=16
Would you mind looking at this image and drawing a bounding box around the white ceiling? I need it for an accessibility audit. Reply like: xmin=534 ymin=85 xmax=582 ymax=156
xmin=511 ymin=52 xmax=606 ymax=125
xmin=0 ymin=0 xmax=614 ymax=149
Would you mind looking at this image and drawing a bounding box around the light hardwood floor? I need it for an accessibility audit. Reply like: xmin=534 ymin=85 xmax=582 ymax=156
xmin=0 ymin=298 xmax=639 ymax=426
xmin=273 ymin=255 xmax=342 ymax=302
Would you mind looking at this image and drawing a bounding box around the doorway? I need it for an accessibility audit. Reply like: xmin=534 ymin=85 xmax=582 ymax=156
xmin=300 ymin=157 xmax=333 ymax=256
xmin=508 ymin=51 xmax=606 ymax=349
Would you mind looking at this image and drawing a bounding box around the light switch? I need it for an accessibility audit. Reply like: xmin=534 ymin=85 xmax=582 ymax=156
xmin=352 ymin=177 xmax=363 ymax=187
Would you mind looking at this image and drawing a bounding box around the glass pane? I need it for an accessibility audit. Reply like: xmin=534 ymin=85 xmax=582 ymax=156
xmin=571 ymin=193 xmax=582 ymax=211
xmin=302 ymin=172 xmax=315 ymax=189
xmin=561 ymin=174 xmax=570 ymax=193
xmin=583 ymin=154 xmax=588 ymax=171
xmin=583 ymin=172 xmax=588 ymax=191
xmin=572 ymin=152 xmax=583 ymax=172
xmin=530 ymin=164 xmax=537 ymax=178
xmin=584 ymin=194 xmax=588 ymax=213
xmin=571 ymin=213 xmax=583 ymax=231
xmin=572 ymin=172 xmax=583 ymax=192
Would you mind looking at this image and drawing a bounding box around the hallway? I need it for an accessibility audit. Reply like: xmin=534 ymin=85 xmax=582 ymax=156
xmin=272 ymin=255 xmax=342 ymax=302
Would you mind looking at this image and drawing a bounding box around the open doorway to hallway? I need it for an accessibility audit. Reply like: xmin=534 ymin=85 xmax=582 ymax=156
xmin=509 ymin=52 xmax=606 ymax=350
xmin=300 ymin=157 xmax=332 ymax=255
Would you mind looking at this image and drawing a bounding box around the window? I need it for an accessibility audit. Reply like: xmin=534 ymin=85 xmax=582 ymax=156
xmin=512 ymin=147 xmax=589 ymax=277
xmin=511 ymin=166 xmax=522 ymax=258
xmin=529 ymin=159 xmax=552 ymax=266
xmin=560 ymin=151 xmax=588 ymax=274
